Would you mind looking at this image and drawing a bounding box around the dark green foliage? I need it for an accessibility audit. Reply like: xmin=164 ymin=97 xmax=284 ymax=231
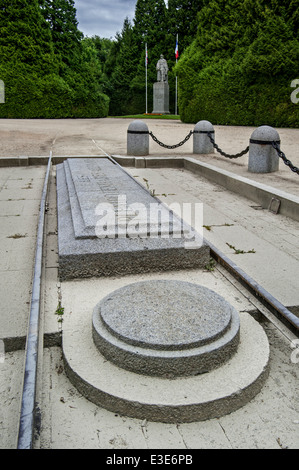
xmin=0 ymin=0 xmax=57 ymax=74
xmin=42 ymin=0 xmax=83 ymax=68
xmin=166 ymin=0 xmax=205 ymax=53
xmin=176 ymin=0 xmax=299 ymax=127
xmin=0 ymin=0 xmax=109 ymax=118
xmin=164 ymin=0 xmax=205 ymax=113
xmin=107 ymin=0 xmax=170 ymax=116
xmin=1 ymin=0 xmax=298 ymax=125
xmin=105 ymin=0 xmax=201 ymax=116
xmin=107 ymin=18 xmax=142 ymax=116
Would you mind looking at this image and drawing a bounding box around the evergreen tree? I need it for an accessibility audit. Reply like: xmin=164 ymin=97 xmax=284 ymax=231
xmin=41 ymin=0 xmax=110 ymax=117
xmin=0 ymin=0 xmax=63 ymax=118
xmin=133 ymin=0 xmax=167 ymax=45
xmin=108 ymin=18 xmax=141 ymax=115
xmin=88 ymin=36 xmax=114 ymax=67
xmin=0 ymin=0 xmax=57 ymax=73
xmin=104 ymin=0 xmax=209 ymax=115
xmin=176 ymin=0 xmax=299 ymax=126
xmin=133 ymin=0 xmax=168 ymax=70
xmin=0 ymin=0 xmax=109 ymax=118
xmin=105 ymin=1 xmax=170 ymax=115
xmin=132 ymin=0 xmax=169 ymax=112
xmin=167 ymin=0 xmax=204 ymax=55
xmin=41 ymin=0 xmax=83 ymax=69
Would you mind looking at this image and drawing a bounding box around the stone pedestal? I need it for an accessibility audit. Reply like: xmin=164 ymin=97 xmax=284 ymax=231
xmin=63 ymin=276 xmax=270 ymax=423
xmin=249 ymin=126 xmax=280 ymax=173
xmin=93 ymin=280 xmax=240 ymax=377
xmin=152 ymin=82 xmax=169 ymax=114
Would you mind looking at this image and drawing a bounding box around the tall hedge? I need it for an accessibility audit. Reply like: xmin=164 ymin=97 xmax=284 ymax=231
xmin=0 ymin=0 xmax=109 ymax=119
xmin=176 ymin=0 xmax=299 ymax=127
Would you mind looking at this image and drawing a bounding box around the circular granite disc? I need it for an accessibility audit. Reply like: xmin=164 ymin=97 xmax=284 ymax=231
xmin=92 ymin=280 xmax=240 ymax=377
xmin=100 ymin=280 xmax=232 ymax=351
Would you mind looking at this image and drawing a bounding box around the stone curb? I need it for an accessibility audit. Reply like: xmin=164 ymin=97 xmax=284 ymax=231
xmin=183 ymin=157 xmax=299 ymax=222
xmin=1 ymin=154 xmax=297 ymax=221
xmin=118 ymin=155 xmax=299 ymax=222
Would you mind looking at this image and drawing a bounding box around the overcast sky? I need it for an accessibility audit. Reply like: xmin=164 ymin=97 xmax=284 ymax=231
xmin=74 ymin=0 xmax=138 ymax=39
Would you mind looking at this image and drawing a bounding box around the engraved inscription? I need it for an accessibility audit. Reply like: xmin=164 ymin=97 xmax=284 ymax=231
xmin=66 ymin=158 xmax=187 ymax=239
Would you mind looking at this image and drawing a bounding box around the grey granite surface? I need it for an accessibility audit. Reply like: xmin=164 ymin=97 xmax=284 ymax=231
xmin=56 ymin=158 xmax=210 ymax=280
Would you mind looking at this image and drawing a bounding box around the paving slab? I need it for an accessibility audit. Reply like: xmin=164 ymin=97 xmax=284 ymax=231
xmin=0 ymin=118 xmax=298 ymax=194
xmin=38 ymin=324 xmax=298 ymax=449
xmin=0 ymin=350 xmax=25 ymax=449
xmin=0 ymin=119 xmax=298 ymax=449
xmin=36 ymin=162 xmax=298 ymax=448
xmin=127 ymin=167 xmax=299 ymax=309
xmin=0 ymin=166 xmax=46 ymax=346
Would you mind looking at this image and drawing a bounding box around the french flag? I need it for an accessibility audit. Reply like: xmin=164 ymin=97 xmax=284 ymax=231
xmin=175 ymin=36 xmax=179 ymax=60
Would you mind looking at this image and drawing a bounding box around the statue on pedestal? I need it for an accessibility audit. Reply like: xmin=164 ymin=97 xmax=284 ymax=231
xmin=152 ymin=54 xmax=169 ymax=114
xmin=156 ymin=55 xmax=168 ymax=83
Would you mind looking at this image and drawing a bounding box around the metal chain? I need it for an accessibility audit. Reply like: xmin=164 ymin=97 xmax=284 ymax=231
xmin=149 ymin=130 xmax=194 ymax=149
xmin=207 ymin=132 xmax=249 ymax=159
xmin=148 ymin=130 xmax=298 ymax=177
xmin=271 ymin=141 xmax=299 ymax=175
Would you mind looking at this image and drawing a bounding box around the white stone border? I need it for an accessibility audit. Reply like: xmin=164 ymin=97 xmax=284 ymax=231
xmin=62 ymin=307 xmax=270 ymax=423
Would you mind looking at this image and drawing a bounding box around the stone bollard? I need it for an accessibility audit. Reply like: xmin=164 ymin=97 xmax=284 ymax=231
xmin=193 ymin=120 xmax=215 ymax=154
xmin=248 ymin=126 xmax=280 ymax=173
xmin=127 ymin=120 xmax=149 ymax=156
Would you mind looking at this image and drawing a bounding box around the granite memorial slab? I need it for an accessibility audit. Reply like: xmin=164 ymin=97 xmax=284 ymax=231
xmin=56 ymin=158 xmax=210 ymax=280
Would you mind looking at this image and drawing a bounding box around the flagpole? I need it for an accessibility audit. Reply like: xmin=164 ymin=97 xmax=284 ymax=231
xmin=145 ymin=43 xmax=148 ymax=114
xmin=175 ymin=76 xmax=178 ymax=116
xmin=175 ymin=34 xmax=178 ymax=116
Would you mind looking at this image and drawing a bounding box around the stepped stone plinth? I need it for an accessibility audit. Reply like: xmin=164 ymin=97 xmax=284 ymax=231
xmin=92 ymin=280 xmax=240 ymax=377
xmin=63 ymin=279 xmax=270 ymax=423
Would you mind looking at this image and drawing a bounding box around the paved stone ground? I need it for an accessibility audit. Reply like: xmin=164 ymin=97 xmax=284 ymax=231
xmin=130 ymin=167 xmax=299 ymax=309
xmin=0 ymin=166 xmax=46 ymax=448
xmin=0 ymin=118 xmax=298 ymax=195
xmin=0 ymin=118 xmax=298 ymax=450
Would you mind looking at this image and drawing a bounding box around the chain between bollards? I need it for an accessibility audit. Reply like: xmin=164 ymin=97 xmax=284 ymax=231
xmin=149 ymin=130 xmax=194 ymax=149
xmin=207 ymin=132 xmax=250 ymax=159
xmin=271 ymin=141 xmax=299 ymax=175
xmin=128 ymin=120 xmax=299 ymax=175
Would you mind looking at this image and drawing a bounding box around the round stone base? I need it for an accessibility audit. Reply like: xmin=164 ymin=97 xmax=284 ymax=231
xmin=92 ymin=281 xmax=240 ymax=377
xmin=63 ymin=311 xmax=270 ymax=423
